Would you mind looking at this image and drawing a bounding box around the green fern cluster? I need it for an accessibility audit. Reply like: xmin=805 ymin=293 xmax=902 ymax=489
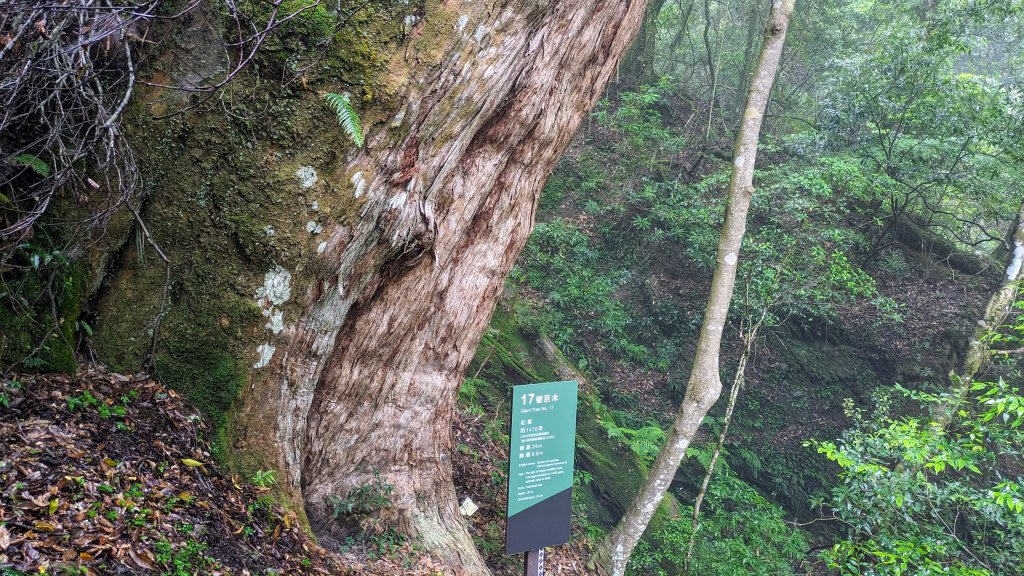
xmin=605 ymin=422 xmax=665 ymax=463
xmin=323 ymin=92 xmax=364 ymax=148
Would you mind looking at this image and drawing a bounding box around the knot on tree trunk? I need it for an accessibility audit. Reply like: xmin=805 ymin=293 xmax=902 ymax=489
xmin=380 ymin=192 xmax=437 ymax=260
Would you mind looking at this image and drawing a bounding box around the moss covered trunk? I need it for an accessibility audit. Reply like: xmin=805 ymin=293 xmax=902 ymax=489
xmin=94 ymin=0 xmax=648 ymax=571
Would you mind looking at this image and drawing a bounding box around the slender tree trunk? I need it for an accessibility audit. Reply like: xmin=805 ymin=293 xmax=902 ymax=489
xmin=936 ymin=197 xmax=1024 ymax=426
xmin=590 ymin=2 xmax=795 ymax=574
xmin=620 ymin=0 xmax=668 ymax=87
xmin=665 ymin=0 xmax=696 ymax=78
xmin=223 ymin=2 xmax=649 ymax=572
xmin=701 ymin=0 xmax=717 ymax=95
xmin=734 ymin=1 xmax=765 ymax=119
xmin=683 ymin=318 xmax=762 ymax=574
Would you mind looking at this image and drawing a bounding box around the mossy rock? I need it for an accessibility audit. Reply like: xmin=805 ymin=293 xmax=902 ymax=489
xmin=0 ymin=243 xmax=87 ymax=374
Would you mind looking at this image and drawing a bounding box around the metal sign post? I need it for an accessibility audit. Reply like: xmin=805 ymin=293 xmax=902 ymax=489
xmin=524 ymin=548 xmax=545 ymax=576
xmin=506 ymin=381 xmax=578 ymax=560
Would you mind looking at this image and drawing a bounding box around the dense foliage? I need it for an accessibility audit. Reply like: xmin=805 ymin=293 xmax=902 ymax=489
xmin=813 ymin=380 xmax=1024 ymax=575
xmin=512 ymin=0 xmax=1024 ymax=573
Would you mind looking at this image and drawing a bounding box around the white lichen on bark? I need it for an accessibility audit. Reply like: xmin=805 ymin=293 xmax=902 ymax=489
xmin=253 ymin=343 xmax=276 ymax=369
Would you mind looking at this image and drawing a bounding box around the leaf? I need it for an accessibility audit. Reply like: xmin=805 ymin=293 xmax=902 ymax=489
xmin=12 ymin=154 xmax=50 ymax=177
xmin=323 ymin=92 xmax=365 ymax=148
xmin=33 ymin=520 xmax=56 ymax=532
xmin=78 ymin=320 xmax=94 ymax=336
xmin=180 ymin=458 xmax=204 ymax=468
xmin=128 ymin=547 xmax=156 ymax=570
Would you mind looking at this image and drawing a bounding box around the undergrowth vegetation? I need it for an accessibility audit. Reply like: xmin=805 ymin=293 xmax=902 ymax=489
xmin=504 ymin=0 xmax=1024 ymax=573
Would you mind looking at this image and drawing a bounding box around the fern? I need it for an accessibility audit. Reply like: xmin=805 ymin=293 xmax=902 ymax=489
xmin=323 ymin=92 xmax=364 ymax=148
xmin=734 ymin=447 xmax=763 ymax=475
xmin=604 ymin=421 xmax=665 ymax=463
xmin=687 ymin=446 xmax=712 ymax=468
xmin=12 ymin=154 xmax=50 ymax=177
xmin=628 ymin=426 xmax=665 ymax=460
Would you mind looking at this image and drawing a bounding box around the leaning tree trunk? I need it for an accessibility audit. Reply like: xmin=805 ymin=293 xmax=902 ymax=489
xmin=590 ymin=2 xmax=795 ymax=574
xmin=218 ymin=1 xmax=649 ymax=572
xmin=935 ymin=197 xmax=1024 ymax=427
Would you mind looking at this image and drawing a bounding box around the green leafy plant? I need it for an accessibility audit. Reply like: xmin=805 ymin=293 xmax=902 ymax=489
xmin=626 ymin=465 xmax=806 ymax=576
xmin=0 ymin=379 xmax=21 ymax=408
xmin=66 ymin=390 xmax=98 ymax=411
xmin=11 ymin=154 xmax=50 ymax=177
xmin=324 ymin=92 xmax=364 ymax=148
xmin=604 ymin=420 xmax=665 ymax=464
xmin=153 ymin=539 xmax=213 ymax=576
xmin=328 ymin=473 xmax=394 ymax=525
xmin=250 ymin=469 xmax=277 ymax=489
xmin=810 ymin=382 xmax=1024 ymax=575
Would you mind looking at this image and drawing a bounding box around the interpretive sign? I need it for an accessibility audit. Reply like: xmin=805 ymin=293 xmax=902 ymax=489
xmin=505 ymin=380 xmax=578 ymax=556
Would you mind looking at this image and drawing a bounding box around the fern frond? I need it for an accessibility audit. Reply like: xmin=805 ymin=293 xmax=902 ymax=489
xmin=12 ymin=154 xmax=50 ymax=177
xmin=323 ymin=92 xmax=364 ymax=148
xmin=735 ymin=447 xmax=763 ymax=475
xmin=633 ymin=426 xmax=665 ymax=443
xmin=687 ymin=446 xmax=712 ymax=468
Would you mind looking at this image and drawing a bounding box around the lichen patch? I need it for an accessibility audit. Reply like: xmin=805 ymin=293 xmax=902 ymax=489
xmin=351 ymin=171 xmax=367 ymax=198
xmin=253 ymin=343 xmax=276 ymax=369
xmin=265 ymin=310 xmax=285 ymax=334
xmin=295 ymin=166 xmax=318 ymax=189
xmin=255 ymin=266 xmax=291 ymax=339
xmin=255 ymin=265 xmax=292 ymax=307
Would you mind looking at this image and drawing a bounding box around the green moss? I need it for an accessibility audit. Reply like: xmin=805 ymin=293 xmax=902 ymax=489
xmin=90 ymin=17 xmax=401 ymax=465
xmin=0 ymin=245 xmax=86 ymax=373
xmin=574 ymin=390 xmax=662 ymax=527
xmin=154 ymin=298 xmax=261 ymax=457
xmin=93 ymin=89 xmax=281 ymax=462
xmin=279 ymin=0 xmax=335 ymax=40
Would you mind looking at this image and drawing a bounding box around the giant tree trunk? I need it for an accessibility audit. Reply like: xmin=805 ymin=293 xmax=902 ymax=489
xmin=590 ymin=2 xmax=796 ymax=574
xmin=217 ymin=1 xmax=650 ymax=572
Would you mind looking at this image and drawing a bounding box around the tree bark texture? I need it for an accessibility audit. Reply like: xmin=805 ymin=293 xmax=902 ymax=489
xmin=222 ymin=2 xmax=648 ymax=572
xmin=591 ymin=2 xmax=795 ymax=574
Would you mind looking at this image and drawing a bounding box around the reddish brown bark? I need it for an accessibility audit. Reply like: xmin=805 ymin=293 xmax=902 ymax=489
xmin=229 ymin=1 xmax=648 ymax=571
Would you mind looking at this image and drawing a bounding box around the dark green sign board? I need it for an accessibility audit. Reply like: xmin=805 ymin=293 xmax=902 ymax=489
xmin=506 ymin=380 xmax=578 ymax=555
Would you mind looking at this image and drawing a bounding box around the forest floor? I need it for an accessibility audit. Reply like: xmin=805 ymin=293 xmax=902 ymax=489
xmin=0 ymin=365 xmax=534 ymax=576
